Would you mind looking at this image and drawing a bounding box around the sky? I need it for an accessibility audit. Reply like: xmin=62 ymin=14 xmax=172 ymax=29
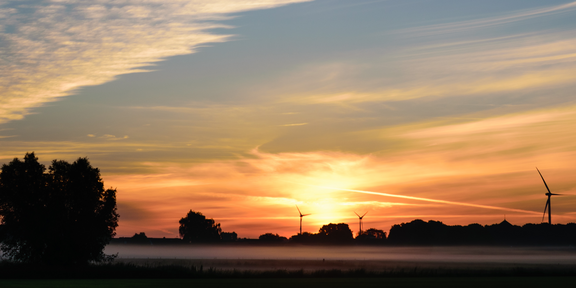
xmin=2 ymin=0 xmax=576 ymax=238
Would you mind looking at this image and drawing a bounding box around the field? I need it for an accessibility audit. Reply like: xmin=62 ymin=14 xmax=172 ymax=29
xmin=2 ymin=277 xmax=576 ymax=288
xmin=112 ymin=257 xmax=576 ymax=272
xmin=3 ymin=246 xmax=576 ymax=287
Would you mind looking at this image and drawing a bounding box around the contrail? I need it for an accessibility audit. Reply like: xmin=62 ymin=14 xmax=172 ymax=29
xmin=310 ymin=185 xmax=540 ymax=215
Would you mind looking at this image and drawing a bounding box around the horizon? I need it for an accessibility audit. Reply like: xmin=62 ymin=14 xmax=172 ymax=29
xmin=2 ymin=0 xmax=576 ymax=239
xmin=113 ymin=217 xmax=568 ymax=239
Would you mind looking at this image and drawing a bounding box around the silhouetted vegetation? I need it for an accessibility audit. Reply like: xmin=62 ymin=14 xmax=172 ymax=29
xmin=221 ymin=232 xmax=238 ymax=242
xmin=259 ymin=233 xmax=288 ymax=242
xmin=129 ymin=233 xmax=151 ymax=245
xmin=112 ymin=215 xmax=576 ymax=246
xmin=289 ymin=232 xmax=317 ymax=243
xmin=0 ymin=153 xmax=118 ymax=265
xmin=318 ymin=223 xmax=354 ymax=243
xmin=388 ymin=219 xmax=576 ymax=245
xmin=177 ymin=210 xmax=239 ymax=243
xmin=290 ymin=223 xmax=354 ymax=244
xmin=3 ymin=260 xmax=576 ymax=279
xmin=111 ymin=236 xmax=184 ymax=245
xmin=355 ymin=228 xmax=386 ymax=243
xmin=179 ymin=210 xmax=222 ymax=242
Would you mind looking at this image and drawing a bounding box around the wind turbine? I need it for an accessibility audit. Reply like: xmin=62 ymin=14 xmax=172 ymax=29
xmin=296 ymin=205 xmax=310 ymax=235
xmin=354 ymin=211 xmax=368 ymax=235
xmin=537 ymin=167 xmax=562 ymax=224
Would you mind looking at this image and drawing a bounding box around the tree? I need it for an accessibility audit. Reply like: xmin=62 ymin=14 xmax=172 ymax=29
xmin=356 ymin=228 xmax=386 ymax=242
xmin=318 ymin=223 xmax=353 ymax=243
xmin=178 ymin=210 xmax=221 ymax=242
xmin=221 ymin=232 xmax=238 ymax=242
xmin=259 ymin=233 xmax=288 ymax=242
xmin=0 ymin=153 xmax=119 ymax=264
xmin=289 ymin=232 xmax=318 ymax=243
xmin=131 ymin=232 xmax=150 ymax=244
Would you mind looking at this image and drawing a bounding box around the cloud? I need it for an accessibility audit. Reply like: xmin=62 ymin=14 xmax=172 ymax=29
xmin=4 ymin=101 xmax=576 ymax=238
xmin=397 ymin=1 xmax=576 ymax=36
xmin=98 ymin=121 xmax=576 ymax=237
xmin=0 ymin=0 xmax=310 ymax=124
xmin=86 ymin=133 xmax=128 ymax=140
xmin=317 ymin=186 xmax=540 ymax=215
xmin=282 ymin=32 xmax=576 ymax=106
xmin=282 ymin=123 xmax=308 ymax=127
xmin=4 ymin=0 xmax=576 ymax=238
xmin=100 ymin=134 xmax=129 ymax=141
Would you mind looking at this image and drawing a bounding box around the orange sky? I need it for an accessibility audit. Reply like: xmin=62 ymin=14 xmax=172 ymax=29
xmin=2 ymin=0 xmax=576 ymax=238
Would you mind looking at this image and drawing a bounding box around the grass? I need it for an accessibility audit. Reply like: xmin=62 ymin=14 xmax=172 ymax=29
xmin=2 ymin=259 xmax=576 ymax=288
xmin=2 ymin=277 xmax=576 ymax=288
xmin=2 ymin=260 xmax=576 ymax=278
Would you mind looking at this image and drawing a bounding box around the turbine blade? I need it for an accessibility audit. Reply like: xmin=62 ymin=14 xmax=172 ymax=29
xmin=362 ymin=211 xmax=369 ymax=217
xmin=296 ymin=205 xmax=302 ymax=216
xmin=551 ymin=193 xmax=562 ymax=196
xmin=536 ymin=167 xmax=552 ymax=194
xmin=542 ymin=198 xmax=550 ymax=222
xmin=354 ymin=211 xmax=360 ymax=217
xmin=302 ymin=214 xmax=311 ymax=216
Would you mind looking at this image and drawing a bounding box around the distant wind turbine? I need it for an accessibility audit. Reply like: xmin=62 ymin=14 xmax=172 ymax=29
xmin=296 ymin=205 xmax=310 ymax=235
xmin=354 ymin=211 xmax=368 ymax=235
xmin=537 ymin=167 xmax=562 ymax=224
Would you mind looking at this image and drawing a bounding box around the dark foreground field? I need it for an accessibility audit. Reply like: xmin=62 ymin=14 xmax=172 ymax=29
xmin=4 ymin=246 xmax=576 ymax=287
xmin=2 ymin=277 xmax=576 ymax=288
xmin=113 ymin=257 xmax=576 ymax=272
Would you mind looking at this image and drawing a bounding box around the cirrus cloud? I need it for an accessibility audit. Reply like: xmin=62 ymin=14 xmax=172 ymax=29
xmin=0 ymin=0 xmax=310 ymax=123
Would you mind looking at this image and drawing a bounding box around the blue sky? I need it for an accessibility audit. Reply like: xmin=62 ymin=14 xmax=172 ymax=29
xmin=2 ymin=0 xmax=576 ymax=237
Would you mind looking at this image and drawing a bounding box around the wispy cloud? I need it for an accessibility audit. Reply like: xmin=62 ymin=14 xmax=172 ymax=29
xmin=103 ymin=133 xmax=576 ymax=237
xmin=314 ymin=186 xmax=540 ymax=215
xmin=4 ymin=0 xmax=576 ymax=238
xmin=0 ymin=0 xmax=310 ymax=123
xmin=100 ymin=134 xmax=129 ymax=141
xmin=282 ymin=123 xmax=308 ymax=127
xmin=4 ymin=108 xmax=576 ymax=238
xmin=283 ymin=31 xmax=576 ymax=106
xmin=398 ymin=1 xmax=576 ymax=36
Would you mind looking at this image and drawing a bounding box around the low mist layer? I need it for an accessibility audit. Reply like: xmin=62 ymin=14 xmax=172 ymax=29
xmin=105 ymin=245 xmax=576 ymax=264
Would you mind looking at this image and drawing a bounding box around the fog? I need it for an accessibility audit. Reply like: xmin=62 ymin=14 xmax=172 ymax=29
xmin=105 ymin=245 xmax=576 ymax=265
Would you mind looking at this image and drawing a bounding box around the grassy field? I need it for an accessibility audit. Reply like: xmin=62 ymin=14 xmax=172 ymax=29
xmin=3 ymin=257 xmax=576 ymax=288
xmin=2 ymin=277 xmax=576 ymax=288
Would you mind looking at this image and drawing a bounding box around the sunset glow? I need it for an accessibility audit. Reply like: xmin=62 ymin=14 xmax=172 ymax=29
xmin=2 ymin=0 xmax=576 ymax=238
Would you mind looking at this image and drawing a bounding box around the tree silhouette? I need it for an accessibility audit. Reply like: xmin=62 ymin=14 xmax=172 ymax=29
xmin=130 ymin=232 xmax=150 ymax=244
xmin=356 ymin=228 xmax=386 ymax=242
xmin=178 ymin=210 xmax=221 ymax=242
xmin=318 ymin=223 xmax=353 ymax=243
xmin=221 ymin=232 xmax=238 ymax=242
xmin=289 ymin=232 xmax=317 ymax=243
xmin=385 ymin=219 xmax=576 ymax=245
xmin=259 ymin=233 xmax=288 ymax=242
xmin=0 ymin=153 xmax=119 ymax=264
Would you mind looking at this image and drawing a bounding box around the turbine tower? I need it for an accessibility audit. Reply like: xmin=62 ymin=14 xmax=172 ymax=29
xmin=537 ymin=167 xmax=561 ymax=224
xmin=354 ymin=211 xmax=368 ymax=235
xmin=296 ymin=205 xmax=310 ymax=235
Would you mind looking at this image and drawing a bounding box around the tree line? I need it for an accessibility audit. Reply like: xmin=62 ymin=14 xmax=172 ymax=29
xmin=172 ymin=210 xmax=385 ymax=244
xmin=4 ymin=153 xmax=576 ymax=267
xmin=170 ymin=211 xmax=576 ymax=246
xmin=387 ymin=219 xmax=576 ymax=245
